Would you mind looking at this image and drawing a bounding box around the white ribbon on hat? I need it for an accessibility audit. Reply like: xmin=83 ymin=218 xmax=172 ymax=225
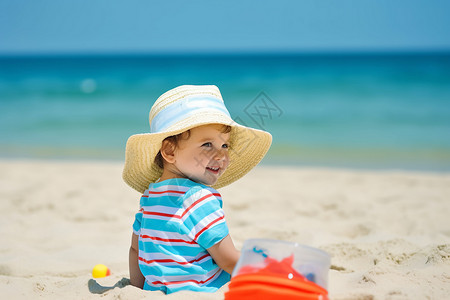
xmin=150 ymin=95 xmax=231 ymax=133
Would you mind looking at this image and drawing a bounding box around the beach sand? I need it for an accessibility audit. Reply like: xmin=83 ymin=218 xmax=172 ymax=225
xmin=1 ymin=159 xmax=449 ymax=299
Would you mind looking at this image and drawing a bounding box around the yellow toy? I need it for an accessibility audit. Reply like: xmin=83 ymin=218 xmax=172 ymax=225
xmin=92 ymin=264 xmax=111 ymax=278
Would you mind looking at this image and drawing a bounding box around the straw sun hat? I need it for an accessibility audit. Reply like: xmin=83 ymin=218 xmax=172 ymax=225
xmin=123 ymin=85 xmax=272 ymax=194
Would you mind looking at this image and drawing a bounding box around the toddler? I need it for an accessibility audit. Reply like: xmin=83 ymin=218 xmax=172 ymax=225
xmin=122 ymin=85 xmax=272 ymax=294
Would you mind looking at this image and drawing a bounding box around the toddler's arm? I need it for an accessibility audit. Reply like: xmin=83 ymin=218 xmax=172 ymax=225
xmin=207 ymin=235 xmax=240 ymax=275
xmin=129 ymin=233 xmax=145 ymax=288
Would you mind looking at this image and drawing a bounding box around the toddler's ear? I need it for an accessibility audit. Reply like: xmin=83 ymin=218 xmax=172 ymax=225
xmin=160 ymin=140 xmax=176 ymax=164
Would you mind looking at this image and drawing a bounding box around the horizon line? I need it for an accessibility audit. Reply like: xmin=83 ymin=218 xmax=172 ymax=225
xmin=1 ymin=47 xmax=450 ymax=58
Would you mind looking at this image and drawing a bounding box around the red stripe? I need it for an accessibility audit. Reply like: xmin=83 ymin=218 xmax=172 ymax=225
xmin=194 ymin=215 xmax=225 ymax=240
xmin=140 ymin=235 xmax=197 ymax=244
xmin=142 ymin=211 xmax=180 ymax=218
xmin=181 ymin=193 xmax=214 ymax=218
xmin=140 ymin=192 xmax=221 ymax=220
xmin=148 ymin=190 xmax=187 ymax=195
xmin=151 ymin=269 xmax=221 ymax=286
xmin=141 ymin=190 xmax=186 ymax=198
xmin=139 ymin=253 xmax=210 ymax=265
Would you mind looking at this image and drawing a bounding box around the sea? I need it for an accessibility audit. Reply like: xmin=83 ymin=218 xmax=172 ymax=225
xmin=1 ymin=52 xmax=450 ymax=171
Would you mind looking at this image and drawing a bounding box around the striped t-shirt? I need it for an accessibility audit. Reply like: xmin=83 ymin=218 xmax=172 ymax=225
xmin=132 ymin=178 xmax=231 ymax=294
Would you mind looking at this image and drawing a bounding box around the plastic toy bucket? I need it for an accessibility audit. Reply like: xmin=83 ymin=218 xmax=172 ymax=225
xmin=225 ymin=239 xmax=331 ymax=300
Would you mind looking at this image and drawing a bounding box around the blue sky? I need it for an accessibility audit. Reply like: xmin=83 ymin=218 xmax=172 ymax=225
xmin=1 ymin=0 xmax=449 ymax=54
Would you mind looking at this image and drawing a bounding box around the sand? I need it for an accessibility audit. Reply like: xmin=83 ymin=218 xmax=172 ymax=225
xmin=1 ymin=159 xmax=449 ymax=299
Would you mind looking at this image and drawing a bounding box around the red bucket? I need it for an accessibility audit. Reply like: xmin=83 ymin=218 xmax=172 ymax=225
xmin=225 ymin=239 xmax=330 ymax=300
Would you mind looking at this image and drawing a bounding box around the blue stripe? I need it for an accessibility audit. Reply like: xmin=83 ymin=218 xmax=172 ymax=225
xmin=165 ymin=271 xmax=230 ymax=294
xmin=139 ymin=242 xmax=203 ymax=257
xmin=197 ymin=222 xmax=229 ymax=249
xmin=141 ymin=218 xmax=183 ymax=233
xmin=133 ymin=212 xmax=143 ymax=234
xmin=139 ymin=259 xmax=218 ymax=276
xmin=150 ymin=96 xmax=231 ymax=133
xmin=141 ymin=196 xmax=184 ymax=207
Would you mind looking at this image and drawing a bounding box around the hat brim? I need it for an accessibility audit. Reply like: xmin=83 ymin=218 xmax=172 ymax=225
xmin=122 ymin=116 xmax=272 ymax=193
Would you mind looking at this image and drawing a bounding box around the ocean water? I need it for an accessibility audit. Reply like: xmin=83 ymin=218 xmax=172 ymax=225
xmin=1 ymin=53 xmax=450 ymax=171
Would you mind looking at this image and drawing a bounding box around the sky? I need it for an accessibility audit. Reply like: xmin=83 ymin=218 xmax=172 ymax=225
xmin=0 ymin=0 xmax=449 ymax=54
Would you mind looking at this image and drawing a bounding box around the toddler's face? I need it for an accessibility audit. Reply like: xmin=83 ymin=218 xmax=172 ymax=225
xmin=173 ymin=124 xmax=230 ymax=186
